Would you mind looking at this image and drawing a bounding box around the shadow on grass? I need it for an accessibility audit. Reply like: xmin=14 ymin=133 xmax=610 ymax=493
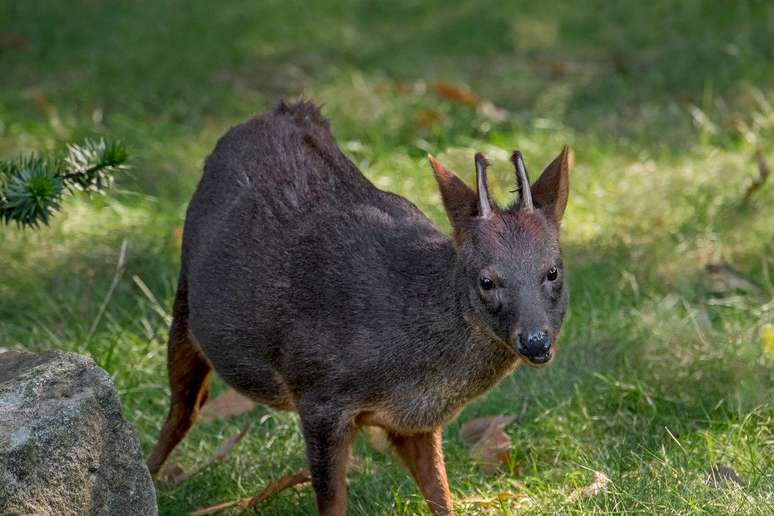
xmin=3 ymin=0 xmax=773 ymax=158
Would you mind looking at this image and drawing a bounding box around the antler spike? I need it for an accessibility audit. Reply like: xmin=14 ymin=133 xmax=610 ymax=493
xmin=511 ymin=150 xmax=534 ymax=213
xmin=474 ymin=152 xmax=493 ymax=218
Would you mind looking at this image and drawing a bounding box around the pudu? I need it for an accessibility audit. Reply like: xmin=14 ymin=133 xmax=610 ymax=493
xmin=147 ymin=101 xmax=571 ymax=515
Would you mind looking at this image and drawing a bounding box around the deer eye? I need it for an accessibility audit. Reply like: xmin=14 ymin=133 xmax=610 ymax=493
xmin=546 ymin=266 xmax=558 ymax=281
xmin=479 ymin=277 xmax=495 ymax=291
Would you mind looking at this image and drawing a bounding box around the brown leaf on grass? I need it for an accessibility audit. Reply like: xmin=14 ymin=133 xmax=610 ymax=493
xmin=459 ymin=415 xmax=515 ymax=475
xmin=199 ymin=388 xmax=257 ymax=423
xmin=743 ymin=149 xmax=770 ymax=200
xmin=567 ymin=471 xmax=610 ymax=502
xmin=706 ymin=464 xmax=747 ymax=488
xmin=460 ymin=415 xmax=515 ymax=445
xmin=431 ymin=82 xmax=480 ymax=107
xmin=188 ymin=469 xmax=312 ymax=516
xmin=429 ymin=82 xmax=509 ymax=122
xmin=162 ymin=423 xmax=251 ymax=485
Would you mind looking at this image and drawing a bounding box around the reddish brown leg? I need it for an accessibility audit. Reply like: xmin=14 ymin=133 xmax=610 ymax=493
xmin=146 ymin=280 xmax=212 ymax=476
xmin=389 ymin=427 xmax=453 ymax=515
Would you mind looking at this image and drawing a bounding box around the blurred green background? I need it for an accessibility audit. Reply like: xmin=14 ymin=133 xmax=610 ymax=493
xmin=1 ymin=1 xmax=772 ymax=514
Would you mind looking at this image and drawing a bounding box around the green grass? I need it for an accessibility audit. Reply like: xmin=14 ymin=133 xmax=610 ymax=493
xmin=2 ymin=1 xmax=773 ymax=514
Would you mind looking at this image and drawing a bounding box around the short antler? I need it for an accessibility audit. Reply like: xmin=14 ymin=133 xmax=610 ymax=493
xmin=511 ymin=151 xmax=534 ymax=213
xmin=474 ymin=153 xmax=494 ymax=218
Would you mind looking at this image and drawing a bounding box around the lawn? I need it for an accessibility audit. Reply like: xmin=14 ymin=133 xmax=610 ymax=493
xmin=1 ymin=1 xmax=773 ymax=514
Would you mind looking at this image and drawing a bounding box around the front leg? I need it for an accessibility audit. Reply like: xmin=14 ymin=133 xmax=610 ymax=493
xmin=388 ymin=427 xmax=453 ymax=515
xmin=299 ymin=405 xmax=356 ymax=516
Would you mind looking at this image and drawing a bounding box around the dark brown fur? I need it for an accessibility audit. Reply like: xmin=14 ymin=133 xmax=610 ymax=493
xmin=147 ymin=101 xmax=571 ymax=515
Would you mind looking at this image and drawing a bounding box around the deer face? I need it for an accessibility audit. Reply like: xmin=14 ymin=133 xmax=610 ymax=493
xmin=429 ymin=147 xmax=571 ymax=366
xmin=460 ymin=209 xmax=566 ymax=365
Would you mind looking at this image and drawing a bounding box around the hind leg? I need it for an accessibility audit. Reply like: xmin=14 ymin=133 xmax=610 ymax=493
xmin=146 ymin=280 xmax=212 ymax=476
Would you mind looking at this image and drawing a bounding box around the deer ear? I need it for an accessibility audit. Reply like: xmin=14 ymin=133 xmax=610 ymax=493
xmin=532 ymin=145 xmax=571 ymax=224
xmin=428 ymin=155 xmax=478 ymax=240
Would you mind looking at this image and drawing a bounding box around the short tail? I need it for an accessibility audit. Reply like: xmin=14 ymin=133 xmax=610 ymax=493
xmin=274 ymin=99 xmax=330 ymax=130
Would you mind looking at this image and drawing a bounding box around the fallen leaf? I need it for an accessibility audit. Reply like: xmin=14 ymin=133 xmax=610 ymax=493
xmin=431 ymin=82 xmax=479 ymax=107
xmin=429 ymin=82 xmax=509 ymax=123
xmin=706 ymin=464 xmax=747 ymax=488
xmin=189 ymin=469 xmax=312 ymax=516
xmin=460 ymin=415 xmax=515 ymax=475
xmin=460 ymin=415 xmax=515 ymax=445
xmin=199 ymin=388 xmax=257 ymax=423
xmin=567 ymin=471 xmax=610 ymax=502
xmin=162 ymin=423 xmax=251 ymax=485
xmin=705 ymin=263 xmax=763 ymax=297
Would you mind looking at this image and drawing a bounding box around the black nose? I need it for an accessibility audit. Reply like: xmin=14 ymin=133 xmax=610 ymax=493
xmin=517 ymin=330 xmax=551 ymax=357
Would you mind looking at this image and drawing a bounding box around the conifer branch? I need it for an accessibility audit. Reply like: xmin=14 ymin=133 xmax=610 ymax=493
xmin=0 ymin=138 xmax=129 ymax=228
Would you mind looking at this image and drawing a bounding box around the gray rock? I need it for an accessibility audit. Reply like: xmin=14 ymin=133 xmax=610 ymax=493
xmin=0 ymin=350 xmax=157 ymax=515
